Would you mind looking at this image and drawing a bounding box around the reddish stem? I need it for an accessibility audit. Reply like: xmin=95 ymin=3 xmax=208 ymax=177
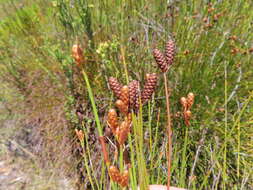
xmin=99 ymin=136 xmax=110 ymax=165
xmin=164 ymin=74 xmax=172 ymax=190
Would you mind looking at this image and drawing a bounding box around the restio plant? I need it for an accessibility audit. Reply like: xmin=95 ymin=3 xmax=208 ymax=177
xmin=1 ymin=1 xmax=252 ymax=190
xmin=72 ymin=37 xmax=195 ymax=190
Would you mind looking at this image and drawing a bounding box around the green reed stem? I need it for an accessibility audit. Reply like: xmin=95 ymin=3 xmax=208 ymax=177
xmin=80 ymin=138 xmax=96 ymax=190
xmin=223 ymin=62 xmax=228 ymax=189
xmin=82 ymin=122 xmax=99 ymax=189
xmin=237 ymin=121 xmax=241 ymax=180
xmin=82 ymin=70 xmax=103 ymax=136
xmin=82 ymin=122 xmax=99 ymax=187
xmin=128 ymin=123 xmax=138 ymax=190
xmin=179 ymin=126 xmax=189 ymax=187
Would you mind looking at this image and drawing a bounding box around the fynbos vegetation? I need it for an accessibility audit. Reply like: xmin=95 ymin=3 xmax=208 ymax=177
xmin=0 ymin=1 xmax=252 ymax=190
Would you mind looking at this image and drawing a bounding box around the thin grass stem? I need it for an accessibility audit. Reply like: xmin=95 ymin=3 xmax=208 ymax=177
xmin=223 ymin=62 xmax=228 ymax=189
xmin=179 ymin=126 xmax=189 ymax=187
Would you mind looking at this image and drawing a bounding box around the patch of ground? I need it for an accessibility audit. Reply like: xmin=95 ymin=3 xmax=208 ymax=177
xmin=0 ymin=103 xmax=75 ymax=190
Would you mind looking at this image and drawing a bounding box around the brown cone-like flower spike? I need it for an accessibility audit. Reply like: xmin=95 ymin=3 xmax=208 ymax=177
xmin=141 ymin=73 xmax=158 ymax=104
xmin=184 ymin=110 xmax=192 ymax=126
xmin=153 ymin=49 xmax=168 ymax=72
xmin=185 ymin=110 xmax=192 ymax=119
xmin=116 ymin=100 xmax=128 ymax=115
xmin=75 ymin=129 xmax=84 ymax=141
xmin=128 ymin=80 xmax=139 ymax=110
xmin=116 ymin=121 xmax=130 ymax=145
xmin=109 ymin=77 xmax=123 ymax=99
xmin=109 ymin=166 xmax=129 ymax=187
xmin=72 ymin=44 xmax=84 ymax=66
xmin=120 ymin=86 xmax=129 ymax=107
xmin=109 ymin=166 xmax=121 ymax=183
xmin=107 ymin=109 xmax=118 ymax=135
xmin=119 ymin=169 xmax=129 ymax=187
xmin=187 ymin=92 xmax=194 ymax=109
xmin=165 ymin=39 xmax=176 ymax=66
xmin=180 ymin=97 xmax=188 ymax=111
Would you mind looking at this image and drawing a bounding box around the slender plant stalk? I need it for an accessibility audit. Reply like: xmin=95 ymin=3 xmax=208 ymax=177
xmin=120 ymin=46 xmax=129 ymax=84
xmin=119 ymin=145 xmax=124 ymax=172
xmin=83 ymin=70 xmax=110 ymax=166
xmin=223 ymin=62 xmax=228 ymax=189
xmin=128 ymin=131 xmax=137 ymax=190
xmin=237 ymin=121 xmax=240 ymax=180
xmin=82 ymin=122 xmax=100 ymax=188
xmin=79 ymin=138 xmax=96 ymax=190
xmin=82 ymin=70 xmax=103 ymax=136
xmin=148 ymin=102 xmax=153 ymax=155
xmin=133 ymin=103 xmax=149 ymax=190
xmin=164 ymin=73 xmax=172 ymax=190
xmin=180 ymin=127 xmax=189 ymax=187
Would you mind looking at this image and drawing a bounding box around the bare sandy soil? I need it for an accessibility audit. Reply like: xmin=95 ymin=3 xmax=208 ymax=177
xmin=0 ymin=104 xmax=74 ymax=190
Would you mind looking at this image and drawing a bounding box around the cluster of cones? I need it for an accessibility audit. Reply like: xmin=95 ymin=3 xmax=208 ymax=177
xmin=109 ymin=166 xmax=129 ymax=187
xmin=108 ymin=74 xmax=158 ymax=113
xmin=153 ymin=39 xmax=176 ymax=73
xmin=106 ymin=74 xmax=158 ymax=187
xmin=180 ymin=93 xmax=195 ymax=126
xmin=106 ymin=39 xmax=176 ymax=187
xmin=71 ymin=38 xmax=194 ymax=189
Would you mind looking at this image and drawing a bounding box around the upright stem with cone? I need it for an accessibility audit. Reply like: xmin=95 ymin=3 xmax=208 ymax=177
xmin=153 ymin=39 xmax=175 ymax=190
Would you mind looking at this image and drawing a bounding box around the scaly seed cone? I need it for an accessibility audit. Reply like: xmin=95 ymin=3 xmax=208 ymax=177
xmin=187 ymin=92 xmax=194 ymax=109
xmin=128 ymin=80 xmax=139 ymax=110
xmin=109 ymin=77 xmax=123 ymax=99
xmin=107 ymin=109 xmax=118 ymax=135
xmin=119 ymin=169 xmax=129 ymax=187
xmin=153 ymin=49 xmax=168 ymax=72
xmin=165 ymin=39 xmax=176 ymax=66
xmin=109 ymin=166 xmax=121 ymax=183
xmin=117 ymin=121 xmax=130 ymax=145
xmin=141 ymin=73 xmax=158 ymax=104
xmin=120 ymin=86 xmax=129 ymax=106
xmin=184 ymin=110 xmax=192 ymax=126
xmin=72 ymin=44 xmax=84 ymax=66
xmin=116 ymin=99 xmax=128 ymax=115
xmin=185 ymin=110 xmax=192 ymax=119
xmin=180 ymin=97 xmax=188 ymax=111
